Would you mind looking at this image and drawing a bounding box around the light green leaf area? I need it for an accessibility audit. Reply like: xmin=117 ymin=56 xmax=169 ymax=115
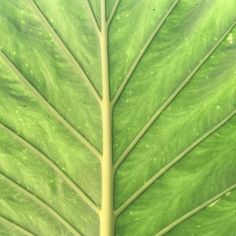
xmin=0 ymin=0 xmax=236 ymax=236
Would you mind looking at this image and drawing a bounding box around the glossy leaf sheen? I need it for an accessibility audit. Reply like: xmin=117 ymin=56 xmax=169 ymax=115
xmin=0 ymin=0 xmax=236 ymax=235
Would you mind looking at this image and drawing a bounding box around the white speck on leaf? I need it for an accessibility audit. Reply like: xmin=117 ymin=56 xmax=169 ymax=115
xmin=227 ymin=33 xmax=234 ymax=44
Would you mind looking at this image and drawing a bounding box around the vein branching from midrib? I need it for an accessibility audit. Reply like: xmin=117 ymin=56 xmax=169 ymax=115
xmin=0 ymin=1 xmax=103 ymax=234
xmin=0 ymin=173 xmax=82 ymax=236
xmin=111 ymin=0 xmax=180 ymax=107
xmin=155 ymin=184 xmax=236 ymax=236
xmin=84 ymin=0 xmax=101 ymax=35
xmin=0 ymin=122 xmax=100 ymax=215
xmin=113 ymin=23 xmax=236 ymax=172
xmin=114 ymin=109 xmax=236 ymax=216
xmin=0 ymin=51 xmax=101 ymax=160
xmin=29 ymin=0 xmax=102 ymax=104
xmin=107 ymin=0 xmax=121 ymax=27
xmin=0 ymin=215 xmax=35 ymax=236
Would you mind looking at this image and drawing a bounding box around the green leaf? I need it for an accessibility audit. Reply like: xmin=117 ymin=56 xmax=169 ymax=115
xmin=0 ymin=0 xmax=236 ymax=235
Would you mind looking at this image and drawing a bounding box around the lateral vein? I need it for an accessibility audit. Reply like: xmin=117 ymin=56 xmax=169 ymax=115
xmin=107 ymin=0 xmax=121 ymax=27
xmin=111 ymin=0 xmax=180 ymax=106
xmin=0 ymin=173 xmax=82 ymax=236
xmin=0 ymin=122 xmax=100 ymax=215
xmin=84 ymin=0 xmax=101 ymax=35
xmin=0 ymin=51 xmax=102 ymax=160
xmin=155 ymin=184 xmax=236 ymax=236
xmin=0 ymin=215 xmax=35 ymax=236
xmin=114 ymin=109 xmax=236 ymax=216
xmin=29 ymin=0 xmax=102 ymax=104
xmin=113 ymin=23 xmax=236 ymax=171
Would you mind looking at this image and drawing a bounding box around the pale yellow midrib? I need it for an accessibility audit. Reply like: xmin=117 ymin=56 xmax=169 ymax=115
xmin=100 ymin=0 xmax=115 ymax=236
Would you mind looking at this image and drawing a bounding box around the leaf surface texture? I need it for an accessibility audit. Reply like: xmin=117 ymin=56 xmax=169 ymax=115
xmin=0 ymin=0 xmax=236 ymax=235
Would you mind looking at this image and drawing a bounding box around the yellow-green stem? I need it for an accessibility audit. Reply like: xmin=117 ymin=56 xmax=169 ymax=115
xmin=100 ymin=0 xmax=115 ymax=235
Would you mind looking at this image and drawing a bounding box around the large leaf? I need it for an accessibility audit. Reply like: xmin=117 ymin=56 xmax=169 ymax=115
xmin=0 ymin=0 xmax=236 ymax=235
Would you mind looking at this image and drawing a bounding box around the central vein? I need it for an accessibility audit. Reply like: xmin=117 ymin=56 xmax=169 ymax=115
xmin=100 ymin=0 xmax=115 ymax=235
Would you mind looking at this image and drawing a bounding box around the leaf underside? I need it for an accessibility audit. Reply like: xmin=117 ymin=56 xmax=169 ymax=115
xmin=0 ymin=0 xmax=236 ymax=235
